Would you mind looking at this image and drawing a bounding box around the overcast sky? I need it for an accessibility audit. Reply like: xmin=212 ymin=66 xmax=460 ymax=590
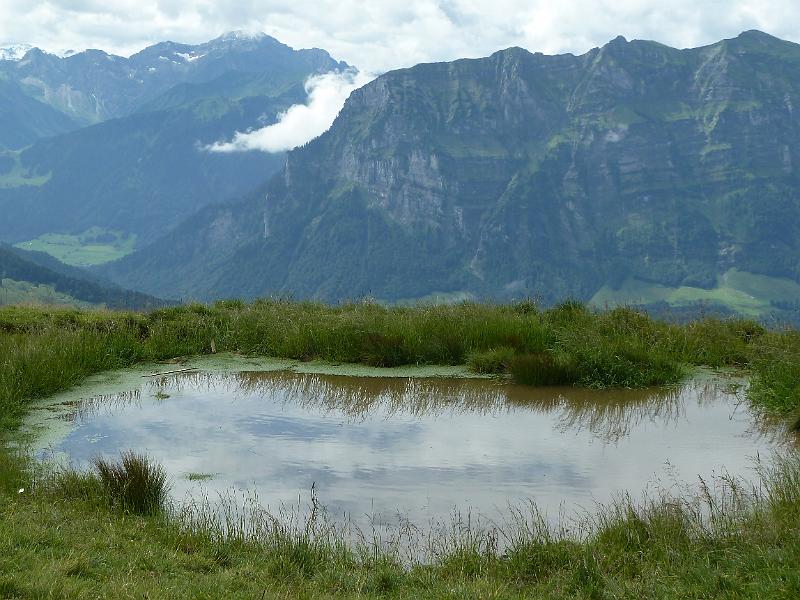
xmin=1 ymin=0 xmax=798 ymax=73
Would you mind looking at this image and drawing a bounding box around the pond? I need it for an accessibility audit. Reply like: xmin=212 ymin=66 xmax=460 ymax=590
xmin=21 ymin=359 xmax=789 ymax=531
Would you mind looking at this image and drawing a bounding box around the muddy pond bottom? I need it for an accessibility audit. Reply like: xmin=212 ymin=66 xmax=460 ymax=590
xmin=28 ymin=369 xmax=786 ymax=527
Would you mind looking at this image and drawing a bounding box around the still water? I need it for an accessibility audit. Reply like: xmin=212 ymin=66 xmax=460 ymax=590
xmin=29 ymin=369 xmax=786 ymax=526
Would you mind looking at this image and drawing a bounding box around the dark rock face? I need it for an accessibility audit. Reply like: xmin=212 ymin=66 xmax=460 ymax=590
xmin=108 ymin=31 xmax=800 ymax=303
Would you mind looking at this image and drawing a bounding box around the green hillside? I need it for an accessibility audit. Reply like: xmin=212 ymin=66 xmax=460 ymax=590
xmin=0 ymin=278 xmax=91 ymax=308
xmin=14 ymin=228 xmax=136 ymax=266
xmin=0 ymin=78 xmax=78 ymax=149
xmin=591 ymin=269 xmax=800 ymax=316
xmin=0 ymin=244 xmax=166 ymax=309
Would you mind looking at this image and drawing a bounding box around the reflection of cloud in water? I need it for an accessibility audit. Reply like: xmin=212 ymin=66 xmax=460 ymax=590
xmin=40 ymin=369 xmax=788 ymax=529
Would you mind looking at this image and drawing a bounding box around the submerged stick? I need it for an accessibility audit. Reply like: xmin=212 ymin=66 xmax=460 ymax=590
xmin=142 ymin=367 xmax=197 ymax=377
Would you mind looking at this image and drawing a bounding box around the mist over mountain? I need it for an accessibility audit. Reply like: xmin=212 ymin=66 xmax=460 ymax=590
xmin=104 ymin=30 xmax=800 ymax=315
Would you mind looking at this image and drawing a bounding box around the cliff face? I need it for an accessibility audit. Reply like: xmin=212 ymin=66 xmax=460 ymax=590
xmin=107 ymin=31 xmax=800 ymax=304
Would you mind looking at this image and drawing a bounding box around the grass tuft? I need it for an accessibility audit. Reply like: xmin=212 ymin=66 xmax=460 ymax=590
xmin=93 ymin=451 xmax=169 ymax=515
xmin=466 ymin=346 xmax=516 ymax=374
xmin=509 ymin=353 xmax=578 ymax=386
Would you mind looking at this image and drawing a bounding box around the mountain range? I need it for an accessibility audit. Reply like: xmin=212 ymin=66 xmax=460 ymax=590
xmin=0 ymin=32 xmax=347 ymax=250
xmin=3 ymin=30 xmax=800 ymax=318
xmin=99 ymin=30 xmax=800 ymax=318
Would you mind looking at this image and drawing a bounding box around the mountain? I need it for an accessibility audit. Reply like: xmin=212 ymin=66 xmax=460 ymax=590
xmin=0 ymin=32 xmax=346 ymax=126
xmin=104 ymin=31 xmax=800 ymax=313
xmin=0 ymin=78 xmax=79 ymax=149
xmin=0 ymin=33 xmax=348 ymax=253
xmin=0 ymin=244 xmax=165 ymax=309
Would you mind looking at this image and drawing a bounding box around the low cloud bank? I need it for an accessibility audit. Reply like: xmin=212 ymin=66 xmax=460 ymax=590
xmin=207 ymin=70 xmax=374 ymax=153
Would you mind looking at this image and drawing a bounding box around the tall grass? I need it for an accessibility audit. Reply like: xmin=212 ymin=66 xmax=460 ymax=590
xmin=508 ymin=353 xmax=578 ymax=386
xmin=748 ymin=331 xmax=800 ymax=416
xmin=465 ymin=346 xmax=516 ymax=374
xmin=93 ymin=451 xmax=169 ymax=515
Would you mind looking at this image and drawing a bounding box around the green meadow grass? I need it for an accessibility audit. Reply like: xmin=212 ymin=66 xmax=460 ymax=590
xmin=0 ymin=449 xmax=799 ymax=598
xmin=14 ymin=227 xmax=137 ymax=266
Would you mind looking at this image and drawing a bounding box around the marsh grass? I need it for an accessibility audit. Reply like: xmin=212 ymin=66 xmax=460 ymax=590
xmin=466 ymin=346 xmax=516 ymax=374
xmin=748 ymin=331 xmax=800 ymax=415
xmin=0 ymin=445 xmax=26 ymax=495
xmin=93 ymin=451 xmax=169 ymax=515
xmin=508 ymin=353 xmax=578 ymax=386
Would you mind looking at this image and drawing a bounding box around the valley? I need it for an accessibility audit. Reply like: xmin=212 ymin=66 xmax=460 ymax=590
xmin=14 ymin=227 xmax=136 ymax=266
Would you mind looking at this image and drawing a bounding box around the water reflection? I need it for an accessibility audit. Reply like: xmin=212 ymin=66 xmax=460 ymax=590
xmin=149 ymin=372 xmax=728 ymax=443
xmin=33 ymin=370 xmax=789 ymax=529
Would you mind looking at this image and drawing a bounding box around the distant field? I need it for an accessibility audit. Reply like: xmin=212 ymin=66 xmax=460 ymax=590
xmin=15 ymin=227 xmax=136 ymax=266
xmin=0 ymin=150 xmax=51 ymax=188
xmin=0 ymin=278 xmax=92 ymax=308
xmin=590 ymin=268 xmax=800 ymax=316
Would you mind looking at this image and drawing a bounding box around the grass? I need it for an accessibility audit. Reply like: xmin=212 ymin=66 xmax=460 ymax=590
xmin=508 ymin=353 xmax=579 ymax=386
xmin=1 ymin=299 xmax=800 ymax=596
xmin=465 ymin=346 xmax=516 ymax=374
xmin=0 ymin=449 xmax=798 ymax=598
xmin=14 ymin=226 xmax=137 ymax=266
xmin=747 ymin=330 xmax=800 ymax=417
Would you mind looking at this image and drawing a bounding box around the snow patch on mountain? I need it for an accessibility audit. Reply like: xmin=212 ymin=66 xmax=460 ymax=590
xmin=175 ymin=52 xmax=206 ymax=62
xmin=0 ymin=44 xmax=33 ymax=61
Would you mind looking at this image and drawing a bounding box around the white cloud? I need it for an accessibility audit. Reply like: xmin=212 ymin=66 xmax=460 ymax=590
xmin=2 ymin=1 xmax=800 ymax=74
xmin=206 ymin=70 xmax=374 ymax=153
